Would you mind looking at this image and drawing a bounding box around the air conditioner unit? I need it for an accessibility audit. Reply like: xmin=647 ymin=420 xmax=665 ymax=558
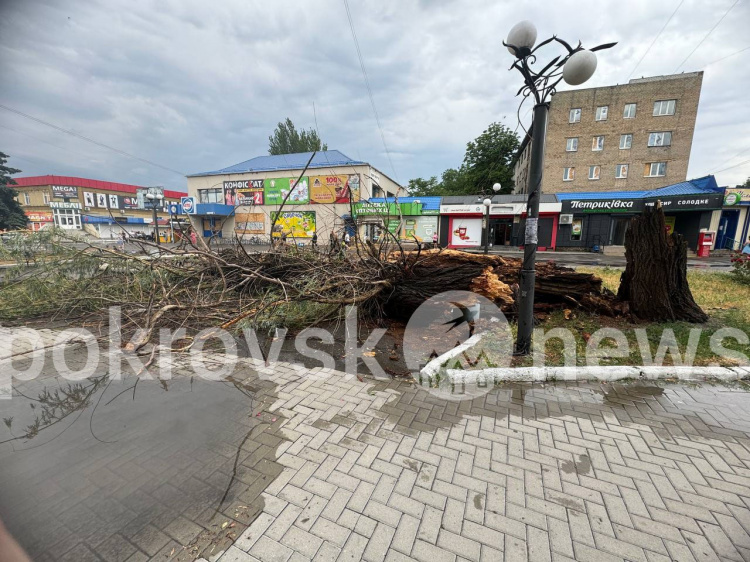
xmin=84 ymin=206 xmax=91 ymax=211
xmin=559 ymin=214 xmax=573 ymax=225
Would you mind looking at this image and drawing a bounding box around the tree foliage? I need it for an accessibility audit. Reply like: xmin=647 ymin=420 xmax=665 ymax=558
xmin=736 ymin=177 xmax=750 ymax=189
xmin=407 ymin=123 xmax=519 ymax=197
xmin=268 ymin=118 xmax=328 ymax=155
xmin=0 ymin=152 xmax=27 ymax=230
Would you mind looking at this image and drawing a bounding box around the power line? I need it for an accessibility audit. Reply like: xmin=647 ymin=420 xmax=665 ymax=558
xmin=0 ymin=103 xmax=186 ymax=177
xmin=710 ymin=145 xmax=750 ymax=173
xmin=628 ymin=0 xmax=684 ymax=80
xmin=343 ymin=0 xmax=399 ymax=184
xmin=703 ymin=45 xmax=750 ymax=67
xmin=713 ymin=156 xmax=750 ymax=175
xmin=674 ymin=0 xmax=740 ymax=73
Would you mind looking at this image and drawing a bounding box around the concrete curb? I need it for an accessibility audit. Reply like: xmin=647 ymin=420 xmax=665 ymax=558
xmin=419 ymin=332 xmax=750 ymax=383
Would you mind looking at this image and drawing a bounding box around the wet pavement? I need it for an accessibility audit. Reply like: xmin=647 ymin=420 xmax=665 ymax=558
xmin=2 ymin=343 xmax=750 ymax=561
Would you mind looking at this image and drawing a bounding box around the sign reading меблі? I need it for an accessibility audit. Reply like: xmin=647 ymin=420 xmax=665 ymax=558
xmin=52 ymin=185 xmax=78 ymax=198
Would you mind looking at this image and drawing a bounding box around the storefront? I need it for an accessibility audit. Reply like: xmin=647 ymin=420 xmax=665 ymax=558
xmin=556 ymin=187 xmax=724 ymax=251
xmin=26 ymin=211 xmax=53 ymax=231
xmin=717 ymin=188 xmax=750 ymax=250
xmin=354 ymin=197 xmax=440 ymax=243
xmin=50 ymin=201 xmax=82 ymax=230
xmin=439 ymin=195 xmax=560 ymax=250
xmin=181 ymin=198 xmax=235 ymax=238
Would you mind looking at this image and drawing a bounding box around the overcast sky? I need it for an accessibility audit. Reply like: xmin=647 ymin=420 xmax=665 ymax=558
xmin=1 ymin=0 xmax=749 ymax=192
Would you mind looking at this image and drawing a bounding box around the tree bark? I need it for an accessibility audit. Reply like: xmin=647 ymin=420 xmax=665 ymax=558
xmin=618 ymin=204 xmax=707 ymax=323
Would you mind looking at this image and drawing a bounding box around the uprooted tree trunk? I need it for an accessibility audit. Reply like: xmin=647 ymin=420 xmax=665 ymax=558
xmin=618 ymin=203 xmax=707 ymax=323
xmin=384 ymin=249 xmax=620 ymax=318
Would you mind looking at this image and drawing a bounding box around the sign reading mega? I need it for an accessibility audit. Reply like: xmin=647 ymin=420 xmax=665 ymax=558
xmin=52 ymin=185 xmax=78 ymax=198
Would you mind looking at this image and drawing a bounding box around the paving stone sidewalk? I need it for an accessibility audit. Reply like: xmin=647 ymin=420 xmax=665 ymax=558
xmin=213 ymin=367 xmax=750 ymax=562
xmin=3 ymin=348 xmax=750 ymax=561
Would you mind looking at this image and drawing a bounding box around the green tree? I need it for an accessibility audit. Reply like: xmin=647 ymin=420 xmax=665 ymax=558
xmin=407 ymin=122 xmax=519 ymax=196
xmin=462 ymin=122 xmax=519 ymax=195
xmin=268 ymin=118 xmax=328 ymax=155
xmin=0 ymin=152 xmax=27 ymax=230
xmin=736 ymin=178 xmax=750 ymax=188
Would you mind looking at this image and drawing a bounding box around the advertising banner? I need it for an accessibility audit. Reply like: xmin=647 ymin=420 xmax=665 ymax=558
xmin=664 ymin=216 xmax=676 ymax=236
xmin=310 ymin=174 xmax=361 ymax=204
xmin=83 ymin=192 xmax=95 ymax=207
xmin=27 ymin=212 xmax=53 ymax=222
xmin=52 ymin=185 xmax=78 ymax=198
xmin=235 ymin=212 xmax=265 ymax=234
xmin=121 ymin=195 xmax=140 ymax=209
xmin=449 ymin=217 xmax=482 ymax=247
xmin=403 ymin=216 xmax=438 ymax=242
xmin=724 ymin=188 xmax=750 ymax=206
xmin=224 ymin=180 xmax=264 ymax=206
xmin=181 ymin=196 xmax=196 ymax=214
xmin=265 ymin=177 xmax=309 ymax=205
xmin=271 ymin=211 xmax=316 ymax=238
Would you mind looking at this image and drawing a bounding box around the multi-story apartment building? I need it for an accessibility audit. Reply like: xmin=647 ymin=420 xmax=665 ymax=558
xmin=513 ymin=72 xmax=703 ymax=194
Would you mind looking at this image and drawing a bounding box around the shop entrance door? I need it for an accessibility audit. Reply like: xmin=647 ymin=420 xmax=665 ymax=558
xmin=492 ymin=219 xmax=513 ymax=246
xmin=610 ymin=217 xmax=630 ymax=245
xmin=717 ymin=210 xmax=740 ymax=250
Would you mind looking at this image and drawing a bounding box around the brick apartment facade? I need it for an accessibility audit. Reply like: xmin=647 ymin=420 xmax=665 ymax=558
xmin=514 ymin=72 xmax=703 ymax=194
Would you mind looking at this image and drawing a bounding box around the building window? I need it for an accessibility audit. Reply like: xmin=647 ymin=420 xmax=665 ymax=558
xmin=571 ymin=219 xmax=583 ymax=241
xmin=566 ymin=138 xmax=578 ymax=152
xmin=588 ymin=166 xmax=601 ymax=180
xmin=648 ymin=131 xmax=672 ymax=147
xmin=623 ymin=103 xmax=637 ymax=119
xmin=653 ymin=100 xmax=676 ymax=116
xmin=563 ymin=167 xmax=575 ymax=181
xmin=592 ymin=136 xmax=604 ymax=151
xmin=198 ymin=188 xmax=222 ymax=203
xmin=595 ymin=106 xmax=608 ymax=121
xmin=645 ymin=162 xmax=667 ymax=177
xmin=569 ymin=108 xmax=581 ymax=123
xmin=23 ymin=192 xmax=30 ymax=205
xmin=619 ymin=134 xmax=633 ymax=149
xmin=616 ymin=164 xmax=629 ymax=179
xmin=43 ymin=192 xmax=50 ymax=204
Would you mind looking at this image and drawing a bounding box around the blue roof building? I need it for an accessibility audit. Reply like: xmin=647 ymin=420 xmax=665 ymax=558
xmin=188 ymin=151 xmax=367 ymax=177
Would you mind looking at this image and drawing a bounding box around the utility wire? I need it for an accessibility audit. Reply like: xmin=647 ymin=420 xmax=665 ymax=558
xmin=343 ymin=0 xmax=399 ymax=184
xmin=0 ymin=103 xmax=186 ymax=177
xmin=713 ymin=156 xmax=750 ymax=175
xmin=674 ymin=0 xmax=740 ymax=73
xmin=710 ymin=145 xmax=750 ymax=173
xmin=703 ymin=45 xmax=750 ymax=67
xmin=628 ymin=0 xmax=684 ymax=80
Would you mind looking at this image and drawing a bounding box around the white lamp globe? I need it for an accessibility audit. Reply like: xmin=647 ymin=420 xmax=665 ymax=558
xmin=506 ymin=21 xmax=537 ymax=55
xmin=563 ymin=50 xmax=598 ymax=86
xmin=483 ymin=198 xmax=492 ymax=207
xmin=492 ymin=183 xmax=502 ymax=192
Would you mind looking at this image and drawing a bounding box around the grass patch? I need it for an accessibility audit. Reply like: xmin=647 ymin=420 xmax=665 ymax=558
xmin=513 ymin=267 xmax=750 ymax=368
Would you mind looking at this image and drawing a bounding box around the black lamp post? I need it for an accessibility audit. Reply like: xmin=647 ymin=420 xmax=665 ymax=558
xmin=145 ymin=190 xmax=164 ymax=246
xmin=504 ymin=21 xmax=615 ymax=355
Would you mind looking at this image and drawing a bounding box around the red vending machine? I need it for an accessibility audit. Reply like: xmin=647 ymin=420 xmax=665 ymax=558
xmin=697 ymin=231 xmax=715 ymax=258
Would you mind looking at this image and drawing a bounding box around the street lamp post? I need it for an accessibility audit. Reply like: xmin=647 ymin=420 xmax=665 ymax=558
xmin=479 ymin=183 xmax=502 ymax=255
xmin=146 ymin=191 xmax=164 ymax=246
xmin=504 ymin=21 xmax=615 ymax=355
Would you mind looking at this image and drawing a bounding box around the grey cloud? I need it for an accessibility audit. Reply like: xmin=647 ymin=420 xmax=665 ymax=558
xmin=1 ymin=0 xmax=748 ymax=189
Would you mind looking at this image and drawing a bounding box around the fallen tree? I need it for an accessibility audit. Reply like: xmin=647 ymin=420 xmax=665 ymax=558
xmin=0 ymin=233 xmax=620 ymax=350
